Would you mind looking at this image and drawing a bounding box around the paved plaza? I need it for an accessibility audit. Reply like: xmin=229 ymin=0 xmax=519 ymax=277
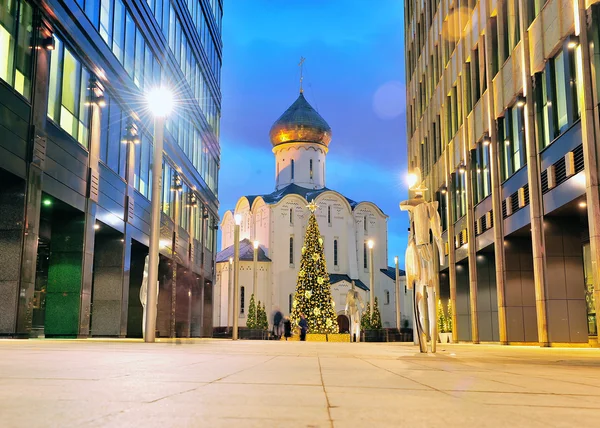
xmin=0 ymin=339 xmax=599 ymax=427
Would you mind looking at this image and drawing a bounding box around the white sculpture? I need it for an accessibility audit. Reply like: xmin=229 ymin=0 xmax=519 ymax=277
xmin=400 ymin=170 xmax=445 ymax=353
xmin=345 ymin=281 xmax=364 ymax=342
xmin=139 ymin=255 xmax=159 ymax=340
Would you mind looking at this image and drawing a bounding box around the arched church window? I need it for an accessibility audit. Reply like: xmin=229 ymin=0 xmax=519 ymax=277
xmin=364 ymin=215 xmax=368 ymax=232
xmin=310 ymin=159 xmax=313 ymax=179
xmin=289 ymin=294 xmax=292 ymax=313
xmin=334 ymin=239 xmax=338 ymax=266
xmin=327 ymin=206 xmax=331 ymax=224
xmin=289 ymin=208 xmax=293 ymax=225
xmin=385 ymin=290 xmax=390 ymax=305
xmin=289 ymin=236 xmax=294 ymax=264
xmin=363 ymin=242 xmax=368 ymax=269
xmin=240 ymin=286 xmax=245 ymax=314
xmin=291 ymin=160 xmax=295 ymax=180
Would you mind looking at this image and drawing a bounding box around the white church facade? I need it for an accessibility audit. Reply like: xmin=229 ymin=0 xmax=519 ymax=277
xmin=214 ymin=91 xmax=412 ymax=333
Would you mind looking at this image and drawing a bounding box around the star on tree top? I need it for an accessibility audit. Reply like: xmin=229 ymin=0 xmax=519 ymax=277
xmin=306 ymin=199 xmax=318 ymax=213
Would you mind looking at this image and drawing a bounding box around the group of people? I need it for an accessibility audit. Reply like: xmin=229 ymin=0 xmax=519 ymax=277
xmin=271 ymin=310 xmax=309 ymax=341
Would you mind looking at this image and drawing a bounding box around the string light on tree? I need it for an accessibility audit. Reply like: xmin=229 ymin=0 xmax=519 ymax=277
xmin=290 ymin=200 xmax=338 ymax=334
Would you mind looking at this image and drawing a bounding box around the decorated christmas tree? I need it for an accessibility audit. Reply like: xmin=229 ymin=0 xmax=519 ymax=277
xmin=247 ymin=294 xmax=257 ymax=329
xmin=361 ymin=302 xmax=371 ymax=331
xmin=446 ymin=299 xmax=453 ymax=333
xmin=257 ymin=301 xmax=268 ymax=330
xmin=290 ymin=201 xmax=338 ymax=334
xmin=371 ymin=297 xmax=382 ymax=329
xmin=437 ymin=299 xmax=446 ymax=333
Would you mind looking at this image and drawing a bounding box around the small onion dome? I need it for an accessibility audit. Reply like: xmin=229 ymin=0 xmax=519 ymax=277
xmin=269 ymin=93 xmax=332 ymax=147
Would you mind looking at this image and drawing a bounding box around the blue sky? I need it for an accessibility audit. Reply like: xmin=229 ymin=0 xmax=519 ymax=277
xmin=218 ymin=0 xmax=408 ymax=267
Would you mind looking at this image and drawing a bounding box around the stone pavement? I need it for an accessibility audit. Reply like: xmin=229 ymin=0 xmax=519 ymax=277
xmin=0 ymin=339 xmax=599 ymax=427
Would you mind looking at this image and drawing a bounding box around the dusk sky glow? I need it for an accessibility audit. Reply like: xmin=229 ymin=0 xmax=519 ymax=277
xmin=218 ymin=0 xmax=408 ymax=267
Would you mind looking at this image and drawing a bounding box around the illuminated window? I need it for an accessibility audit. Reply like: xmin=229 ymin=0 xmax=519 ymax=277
xmin=289 ymin=236 xmax=294 ymax=265
xmin=47 ymin=37 xmax=90 ymax=147
xmin=310 ymin=159 xmax=313 ymax=179
xmin=0 ymin=0 xmax=33 ymax=100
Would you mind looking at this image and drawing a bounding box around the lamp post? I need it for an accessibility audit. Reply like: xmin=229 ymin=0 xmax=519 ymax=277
xmin=144 ymin=87 xmax=173 ymax=343
xmin=368 ymin=239 xmax=375 ymax=317
xmin=228 ymin=257 xmax=233 ymax=332
xmin=253 ymin=240 xmax=259 ymax=294
xmin=232 ymin=214 xmax=242 ymax=340
xmin=394 ymin=255 xmax=401 ymax=330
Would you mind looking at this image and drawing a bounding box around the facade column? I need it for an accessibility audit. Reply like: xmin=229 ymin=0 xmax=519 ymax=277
xmin=15 ymin=15 xmax=48 ymax=336
xmin=119 ymin=119 xmax=137 ymax=337
xmin=78 ymin=78 xmax=104 ymax=337
xmin=442 ymin=99 xmax=458 ymax=343
xmin=461 ymin=63 xmax=480 ymax=344
xmin=577 ymin=0 xmax=600 ymax=343
xmin=518 ymin=0 xmax=549 ymax=346
xmin=483 ymin=15 xmax=508 ymax=345
xmin=170 ymin=173 xmax=182 ymax=338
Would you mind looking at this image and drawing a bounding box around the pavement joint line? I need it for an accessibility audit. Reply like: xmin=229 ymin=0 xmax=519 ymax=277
xmin=317 ymin=357 xmax=334 ymax=428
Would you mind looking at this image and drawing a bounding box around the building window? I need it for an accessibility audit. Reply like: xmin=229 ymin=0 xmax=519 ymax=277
xmin=364 ymin=215 xmax=368 ymax=232
xmin=291 ymin=159 xmax=295 ymax=180
xmin=437 ymin=189 xmax=448 ymax=231
xmin=310 ymin=159 xmax=313 ymax=179
xmin=535 ymin=70 xmax=551 ymax=149
xmin=363 ymin=241 xmax=368 ymax=269
xmin=0 ymin=0 xmax=33 ymax=100
xmin=289 ymin=294 xmax=292 ymax=313
xmin=333 ymin=239 xmax=338 ymax=266
xmin=327 ymin=205 xmax=331 ymax=225
xmin=289 ymin=208 xmax=293 ymax=225
xmin=289 ymin=236 xmax=294 ymax=265
xmin=499 ymin=105 xmax=526 ymax=180
xmin=385 ymin=290 xmax=390 ymax=305
xmin=47 ymin=37 xmax=91 ymax=147
xmin=454 ymin=171 xmax=467 ymax=220
xmin=240 ymin=286 xmax=245 ymax=314
xmin=472 ymin=141 xmax=491 ymax=203
xmin=554 ymin=51 xmax=569 ymax=133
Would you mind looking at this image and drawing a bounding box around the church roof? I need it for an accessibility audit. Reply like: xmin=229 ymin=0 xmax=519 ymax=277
xmin=269 ymin=93 xmax=332 ymax=147
xmin=216 ymin=239 xmax=272 ymax=263
xmin=329 ymin=274 xmax=369 ymax=291
xmin=244 ymin=183 xmax=358 ymax=209
xmin=379 ymin=266 xmax=406 ymax=281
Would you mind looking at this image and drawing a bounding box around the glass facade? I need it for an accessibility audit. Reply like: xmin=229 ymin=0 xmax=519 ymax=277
xmin=0 ymin=0 xmax=33 ymax=100
xmin=47 ymin=37 xmax=91 ymax=147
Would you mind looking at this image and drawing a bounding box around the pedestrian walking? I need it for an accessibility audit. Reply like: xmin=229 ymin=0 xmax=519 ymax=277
xmin=283 ymin=317 xmax=292 ymax=341
xmin=299 ymin=313 xmax=308 ymax=341
xmin=273 ymin=309 xmax=283 ymax=339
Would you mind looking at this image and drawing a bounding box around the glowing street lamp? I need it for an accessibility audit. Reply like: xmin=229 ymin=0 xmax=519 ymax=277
xmin=144 ymin=86 xmax=173 ymax=343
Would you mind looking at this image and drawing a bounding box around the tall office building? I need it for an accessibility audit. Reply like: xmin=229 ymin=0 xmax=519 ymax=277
xmin=405 ymin=0 xmax=599 ymax=346
xmin=0 ymin=0 xmax=222 ymax=338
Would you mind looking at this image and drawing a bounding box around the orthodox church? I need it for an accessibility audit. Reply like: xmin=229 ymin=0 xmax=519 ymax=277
xmin=214 ymin=88 xmax=411 ymax=333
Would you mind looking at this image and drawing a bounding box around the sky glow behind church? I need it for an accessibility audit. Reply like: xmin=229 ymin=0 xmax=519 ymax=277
xmin=219 ymin=0 xmax=407 ymax=266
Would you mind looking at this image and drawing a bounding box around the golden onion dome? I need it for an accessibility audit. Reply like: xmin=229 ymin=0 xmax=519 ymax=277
xmin=269 ymin=93 xmax=332 ymax=147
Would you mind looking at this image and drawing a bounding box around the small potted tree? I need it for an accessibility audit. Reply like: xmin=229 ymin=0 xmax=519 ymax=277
xmin=437 ymin=299 xmax=451 ymax=343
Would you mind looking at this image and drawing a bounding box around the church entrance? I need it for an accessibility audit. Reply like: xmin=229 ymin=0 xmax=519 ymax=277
xmin=337 ymin=315 xmax=349 ymax=333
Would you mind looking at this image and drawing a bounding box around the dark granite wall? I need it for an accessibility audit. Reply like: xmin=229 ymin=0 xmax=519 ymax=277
xmin=91 ymin=233 xmax=125 ymax=336
xmin=126 ymin=241 xmax=147 ymax=338
xmin=455 ymin=262 xmax=472 ymax=341
xmin=476 ymin=253 xmax=499 ymax=341
xmin=504 ymin=237 xmax=538 ymax=342
xmin=544 ymin=217 xmax=588 ymax=343
xmin=0 ymin=174 xmax=26 ymax=334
